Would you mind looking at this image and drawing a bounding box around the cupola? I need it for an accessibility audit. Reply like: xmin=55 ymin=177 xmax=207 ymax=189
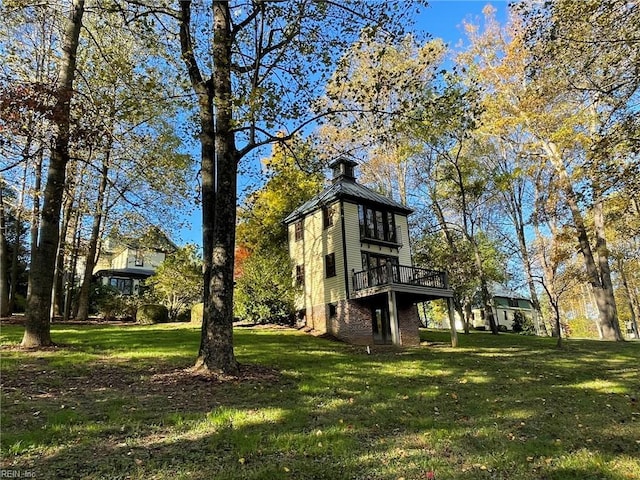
xmin=329 ymin=158 xmax=358 ymax=183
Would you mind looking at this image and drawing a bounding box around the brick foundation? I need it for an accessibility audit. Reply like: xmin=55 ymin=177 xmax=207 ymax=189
xmin=306 ymin=296 xmax=421 ymax=347
xmin=397 ymin=303 xmax=421 ymax=346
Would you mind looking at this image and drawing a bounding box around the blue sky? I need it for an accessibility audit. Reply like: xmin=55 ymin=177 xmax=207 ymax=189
xmin=177 ymin=1 xmax=509 ymax=246
xmin=418 ymin=1 xmax=508 ymax=46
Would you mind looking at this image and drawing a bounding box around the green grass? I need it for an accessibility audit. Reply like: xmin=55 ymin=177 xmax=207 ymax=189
xmin=1 ymin=323 xmax=639 ymax=479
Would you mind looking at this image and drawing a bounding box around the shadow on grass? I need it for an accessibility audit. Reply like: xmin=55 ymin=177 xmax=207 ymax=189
xmin=1 ymin=325 xmax=639 ymax=479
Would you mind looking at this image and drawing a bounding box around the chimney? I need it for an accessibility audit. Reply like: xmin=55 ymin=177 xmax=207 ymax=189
xmin=329 ymin=158 xmax=358 ymax=183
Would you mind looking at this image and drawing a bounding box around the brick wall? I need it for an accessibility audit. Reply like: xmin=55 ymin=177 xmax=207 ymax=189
xmin=337 ymin=300 xmax=373 ymax=345
xmin=310 ymin=304 xmax=328 ymax=333
xmin=307 ymin=297 xmax=420 ymax=347
xmin=397 ymin=303 xmax=420 ymax=346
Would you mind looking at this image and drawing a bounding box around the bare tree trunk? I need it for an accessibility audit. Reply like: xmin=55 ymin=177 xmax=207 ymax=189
xmin=473 ymin=243 xmax=498 ymax=334
xmin=180 ymin=1 xmax=238 ymax=373
xmin=592 ymin=194 xmax=623 ymax=339
xmin=76 ymin=159 xmax=109 ymax=321
xmin=463 ymin=299 xmax=473 ymax=334
xmin=51 ymin=175 xmax=76 ymax=319
xmin=66 ymin=218 xmax=81 ymax=321
xmin=447 ymin=297 xmax=458 ymax=347
xmin=0 ymin=186 xmax=9 ymax=317
xmin=618 ymin=257 xmax=640 ymax=340
xmin=543 ymin=142 xmax=622 ymax=341
xmin=22 ymin=0 xmax=84 ymax=347
xmin=27 ymin=149 xmax=43 ymax=300
xmin=552 ymin=299 xmax=563 ymax=349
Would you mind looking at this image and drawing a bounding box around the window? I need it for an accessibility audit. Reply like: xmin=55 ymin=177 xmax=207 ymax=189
xmin=295 ymin=265 xmax=305 ymax=286
xmin=358 ymin=205 xmax=397 ymax=243
xmin=361 ymin=252 xmax=399 ymax=271
xmin=325 ymin=253 xmax=336 ymax=278
xmin=328 ymin=303 xmax=337 ymax=318
xmin=109 ymin=277 xmax=133 ymax=295
xmin=361 ymin=252 xmax=399 ymax=285
xmin=294 ymin=220 xmax=303 ymax=241
xmin=134 ymin=249 xmax=144 ymax=267
xmin=322 ymin=205 xmax=334 ymax=229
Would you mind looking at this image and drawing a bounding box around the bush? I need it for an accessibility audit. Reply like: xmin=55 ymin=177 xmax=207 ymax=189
xmin=136 ymin=304 xmax=169 ymax=325
xmin=234 ymin=252 xmax=296 ymax=325
xmin=190 ymin=303 xmax=204 ymax=326
xmin=91 ymin=284 xmax=124 ymax=320
xmin=512 ymin=310 xmax=537 ymax=335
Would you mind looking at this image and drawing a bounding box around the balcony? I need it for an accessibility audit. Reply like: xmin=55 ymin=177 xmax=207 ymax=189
xmin=351 ymin=264 xmax=452 ymax=300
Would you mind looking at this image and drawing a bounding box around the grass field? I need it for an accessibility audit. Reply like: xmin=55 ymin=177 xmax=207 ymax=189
xmin=1 ymin=323 xmax=639 ymax=479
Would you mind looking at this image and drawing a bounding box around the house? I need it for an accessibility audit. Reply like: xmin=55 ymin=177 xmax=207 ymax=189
xmin=471 ymin=295 xmax=540 ymax=332
xmin=93 ymin=231 xmax=176 ymax=295
xmin=284 ymin=158 xmax=453 ymax=346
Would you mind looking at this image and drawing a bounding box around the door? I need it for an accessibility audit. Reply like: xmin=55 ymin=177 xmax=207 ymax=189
xmin=371 ymin=299 xmax=392 ymax=345
xmin=362 ymin=252 xmax=399 ymax=287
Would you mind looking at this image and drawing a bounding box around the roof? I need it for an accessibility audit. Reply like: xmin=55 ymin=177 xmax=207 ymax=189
xmin=284 ymin=178 xmax=412 ymax=224
xmin=94 ymin=268 xmax=156 ymax=279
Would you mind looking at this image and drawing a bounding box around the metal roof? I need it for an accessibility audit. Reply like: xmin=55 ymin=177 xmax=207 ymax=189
xmin=284 ymin=178 xmax=413 ymax=224
xmin=93 ymin=268 xmax=156 ymax=279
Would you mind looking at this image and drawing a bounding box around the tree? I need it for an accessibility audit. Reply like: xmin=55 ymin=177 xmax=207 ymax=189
xmin=22 ymin=0 xmax=85 ymax=347
xmin=410 ymin=79 xmax=505 ymax=335
xmin=169 ymin=0 xmax=420 ymax=373
xmin=456 ymin=7 xmax=547 ymax=334
xmin=318 ymin=34 xmax=446 ymax=203
xmin=235 ymin=139 xmax=323 ymax=325
xmin=532 ymin=178 xmax=581 ymax=348
xmin=0 ymin=3 xmax=60 ymax=317
xmin=146 ymin=244 xmax=202 ymax=321
xmin=70 ymin=9 xmax=193 ymax=322
xmin=519 ymin=0 xmax=639 ymax=341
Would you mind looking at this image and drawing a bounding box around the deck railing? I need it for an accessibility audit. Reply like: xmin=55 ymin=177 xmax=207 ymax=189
xmin=352 ymin=264 xmax=448 ymax=291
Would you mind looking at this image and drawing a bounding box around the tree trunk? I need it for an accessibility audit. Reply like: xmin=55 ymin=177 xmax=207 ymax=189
xmin=22 ymin=0 xmax=84 ymax=348
xmin=543 ymin=141 xmax=622 ymax=341
xmin=0 ymin=187 xmax=10 ymax=317
xmin=27 ymin=149 xmax=43 ymax=300
xmin=552 ymin=300 xmax=563 ymax=349
xmin=66 ymin=219 xmax=81 ymax=321
xmin=514 ymin=201 xmax=547 ymax=335
xmin=446 ymin=297 xmax=458 ymax=347
xmin=463 ymin=299 xmax=473 ymax=334
xmin=180 ymin=1 xmax=238 ymax=373
xmin=592 ymin=194 xmax=623 ymax=340
xmin=618 ymin=258 xmax=640 ymax=340
xmin=51 ymin=177 xmax=75 ymax=319
xmin=472 ymin=242 xmax=498 ymax=334
xmin=76 ymin=159 xmax=109 ymax=321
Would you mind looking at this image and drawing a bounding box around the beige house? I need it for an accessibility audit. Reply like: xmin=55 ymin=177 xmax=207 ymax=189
xmin=284 ymin=159 xmax=453 ymax=346
xmin=93 ymin=235 xmax=174 ymax=295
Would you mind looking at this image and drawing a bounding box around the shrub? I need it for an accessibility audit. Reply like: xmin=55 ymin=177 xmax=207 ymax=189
xmin=234 ymin=251 xmax=296 ymax=325
xmin=91 ymin=283 xmax=124 ymax=320
xmin=512 ymin=310 xmax=537 ymax=335
xmin=136 ymin=304 xmax=169 ymax=325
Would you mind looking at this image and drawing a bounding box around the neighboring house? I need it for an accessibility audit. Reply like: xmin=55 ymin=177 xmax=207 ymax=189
xmin=93 ymin=233 xmax=176 ymax=295
xmin=471 ymin=295 xmax=539 ymax=332
xmin=284 ymin=158 xmax=453 ymax=347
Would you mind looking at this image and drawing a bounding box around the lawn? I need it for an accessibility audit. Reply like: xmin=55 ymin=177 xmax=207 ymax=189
xmin=1 ymin=323 xmax=638 ymax=480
